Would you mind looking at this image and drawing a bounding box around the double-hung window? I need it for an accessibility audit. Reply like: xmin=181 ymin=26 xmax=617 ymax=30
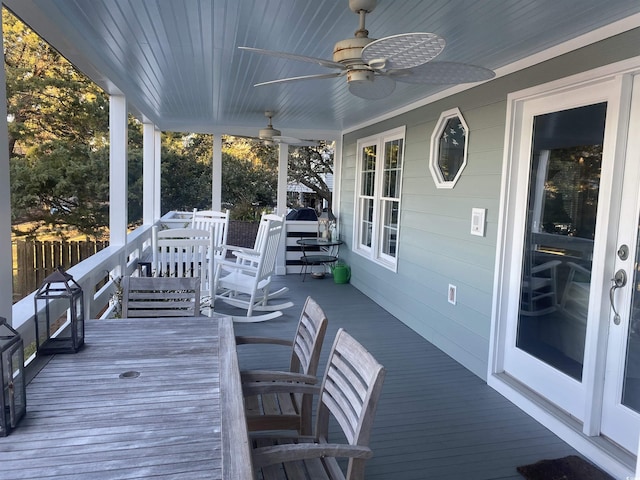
xmin=354 ymin=126 xmax=405 ymax=271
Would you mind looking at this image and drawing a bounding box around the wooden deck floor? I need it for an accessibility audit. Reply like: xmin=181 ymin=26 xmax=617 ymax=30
xmin=226 ymin=274 xmax=579 ymax=480
xmin=2 ymin=274 xmax=579 ymax=479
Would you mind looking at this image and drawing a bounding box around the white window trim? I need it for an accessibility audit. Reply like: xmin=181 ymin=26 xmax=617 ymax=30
xmin=353 ymin=126 xmax=406 ymax=272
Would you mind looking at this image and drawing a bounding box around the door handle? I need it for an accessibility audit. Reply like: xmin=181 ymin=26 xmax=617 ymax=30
xmin=609 ymin=269 xmax=627 ymax=325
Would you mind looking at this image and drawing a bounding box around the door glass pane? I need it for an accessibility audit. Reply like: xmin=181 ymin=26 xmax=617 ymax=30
xmin=516 ymin=102 xmax=606 ymax=381
xmin=622 ymin=223 xmax=640 ymax=413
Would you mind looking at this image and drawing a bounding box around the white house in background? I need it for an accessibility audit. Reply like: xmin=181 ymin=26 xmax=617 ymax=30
xmin=3 ymin=1 xmax=640 ymax=477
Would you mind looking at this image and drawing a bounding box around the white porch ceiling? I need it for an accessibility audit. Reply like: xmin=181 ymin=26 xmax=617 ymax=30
xmin=4 ymin=0 xmax=640 ymax=140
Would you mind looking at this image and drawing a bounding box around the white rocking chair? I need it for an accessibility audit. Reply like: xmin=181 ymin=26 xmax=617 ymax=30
xmin=212 ymin=214 xmax=292 ymax=322
xmin=151 ymin=226 xmax=214 ymax=312
xmin=191 ymin=209 xmax=229 ymax=262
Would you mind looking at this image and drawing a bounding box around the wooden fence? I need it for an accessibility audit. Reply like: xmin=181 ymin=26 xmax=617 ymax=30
xmin=12 ymin=239 xmax=109 ymax=303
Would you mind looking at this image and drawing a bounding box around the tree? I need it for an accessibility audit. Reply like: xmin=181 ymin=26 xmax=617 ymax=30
xmin=5 ymin=9 xmax=111 ymax=238
xmin=287 ymin=142 xmax=335 ymax=208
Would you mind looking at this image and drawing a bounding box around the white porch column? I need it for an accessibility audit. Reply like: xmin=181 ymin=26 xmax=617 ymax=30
xmin=276 ymin=143 xmax=288 ymax=275
xmin=277 ymin=143 xmax=288 ymax=216
xmin=142 ymin=122 xmax=156 ymax=225
xmin=212 ymin=135 xmax=222 ymax=211
xmin=0 ymin=21 xmax=12 ymax=322
xmin=154 ymin=128 xmax=161 ymax=219
xmin=109 ymin=95 xmax=128 ymax=245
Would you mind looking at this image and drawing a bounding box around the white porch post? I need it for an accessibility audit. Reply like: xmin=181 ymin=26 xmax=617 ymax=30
xmin=276 ymin=143 xmax=288 ymax=275
xmin=109 ymin=95 xmax=128 ymax=246
xmin=212 ymin=135 xmax=222 ymax=211
xmin=0 ymin=21 xmax=12 ymax=322
xmin=154 ymin=128 xmax=161 ymax=219
xmin=142 ymin=122 xmax=156 ymax=225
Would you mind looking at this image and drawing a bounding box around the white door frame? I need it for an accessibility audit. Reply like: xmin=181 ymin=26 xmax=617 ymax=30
xmin=488 ymin=56 xmax=640 ymax=479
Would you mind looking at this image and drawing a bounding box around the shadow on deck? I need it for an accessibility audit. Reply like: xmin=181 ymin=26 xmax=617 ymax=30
xmin=220 ymin=274 xmax=578 ymax=480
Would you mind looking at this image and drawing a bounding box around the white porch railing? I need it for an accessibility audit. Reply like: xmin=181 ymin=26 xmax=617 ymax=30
xmin=11 ymin=211 xmax=320 ymax=362
xmin=12 ymin=221 xmax=154 ymax=360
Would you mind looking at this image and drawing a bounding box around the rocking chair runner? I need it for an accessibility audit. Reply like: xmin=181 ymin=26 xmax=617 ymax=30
xmin=238 ymin=296 xmax=329 ymax=435
xmin=212 ymin=214 xmax=292 ymax=321
xmin=246 ymin=329 xmax=386 ymax=480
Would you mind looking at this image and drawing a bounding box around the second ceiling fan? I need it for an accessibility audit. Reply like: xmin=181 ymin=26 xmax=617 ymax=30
xmin=239 ymin=111 xmax=319 ymax=147
xmin=239 ymin=0 xmax=495 ymax=100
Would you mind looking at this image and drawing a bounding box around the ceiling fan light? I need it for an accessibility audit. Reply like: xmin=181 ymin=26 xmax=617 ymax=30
xmin=348 ymin=74 xmax=395 ymax=99
xmin=259 ymin=126 xmax=281 ymax=139
xmin=347 ymin=69 xmax=375 ymax=84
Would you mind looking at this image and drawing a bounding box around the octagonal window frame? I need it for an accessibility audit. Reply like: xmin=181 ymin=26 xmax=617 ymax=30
xmin=429 ymin=107 xmax=469 ymax=189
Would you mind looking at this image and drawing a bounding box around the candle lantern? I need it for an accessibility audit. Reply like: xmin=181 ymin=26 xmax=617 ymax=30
xmin=34 ymin=267 xmax=85 ymax=355
xmin=317 ymin=209 xmax=337 ymax=241
xmin=0 ymin=317 xmax=26 ymax=436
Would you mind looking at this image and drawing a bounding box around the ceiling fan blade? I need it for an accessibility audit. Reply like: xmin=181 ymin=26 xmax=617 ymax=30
xmin=255 ymin=71 xmax=345 ymax=87
xmin=273 ymin=136 xmax=319 ymax=147
xmin=348 ymin=75 xmax=396 ymax=100
xmin=361 ymin=32 xmax=446 ymax=71
xmin=239 ymin=46 xmax=345 ymax=70
xmin=390 ymin=61 xmax=495 ymax=84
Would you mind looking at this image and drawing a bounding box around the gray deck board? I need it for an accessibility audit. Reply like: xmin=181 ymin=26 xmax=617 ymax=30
xmin=1 ymin=275 xmax=579 ymax=479
xmin=227 ymin=275 xmax=579 ymax=480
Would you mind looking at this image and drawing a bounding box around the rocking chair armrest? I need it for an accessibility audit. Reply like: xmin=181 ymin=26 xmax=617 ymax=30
xmin=241 ymin=370 xmax=318 ymax=384
xmin=242 ymin=380 xmax=321 ymax=397
xmin=235 ymin=335 xmax=293 ymax=347
xmin=232 ymin=248 xmax=260 ymax=260
xmin=216 ymin=258 xmax=259 ymax=275
xmin=252 ymin=443 xmax=373 ymax=468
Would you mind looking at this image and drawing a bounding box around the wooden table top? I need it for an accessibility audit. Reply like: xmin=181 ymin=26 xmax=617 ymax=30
xmin=0 ymin=315 xmax=253 ymax=480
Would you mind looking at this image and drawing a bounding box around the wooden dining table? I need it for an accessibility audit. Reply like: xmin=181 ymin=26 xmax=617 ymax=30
xmin=0 ymin=315 xmax=253 ymax=480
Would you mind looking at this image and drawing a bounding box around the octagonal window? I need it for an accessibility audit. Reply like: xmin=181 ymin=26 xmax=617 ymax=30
xmin=430 ymin=108 xmax=469 ymax=189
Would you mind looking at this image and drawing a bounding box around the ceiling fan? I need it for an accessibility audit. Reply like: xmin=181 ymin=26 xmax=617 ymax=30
xmin=237 ymin=111 xmax=319 ymax=147
xmin=239 ymin=0 xmax=495 ymax=100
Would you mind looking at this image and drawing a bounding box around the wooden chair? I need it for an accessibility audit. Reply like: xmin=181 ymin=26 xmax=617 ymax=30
xmin=238 ymin=296 xmax=328 ymax=435
xmin=121 ymin=276 xmax=201 ymax=317
xmin=213 ymin=214 xmax=292 ymax=321
xmin=152 ymin=226 xmax=214 ymax=302
xmin=246 ymin=329 xmax=386 ymax=480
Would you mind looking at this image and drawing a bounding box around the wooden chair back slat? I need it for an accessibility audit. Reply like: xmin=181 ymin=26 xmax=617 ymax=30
xmin=121 ymin=276 xmax=201 ymax=317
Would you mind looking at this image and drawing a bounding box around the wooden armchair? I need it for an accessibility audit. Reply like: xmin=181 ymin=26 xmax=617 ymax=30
xmin=245 ymin=329 xmax=386 ymax=480
xmin=238 ymin=296 xmax=328 ymax=435
xmin=121 ymin=276 xmax=201 ymax=317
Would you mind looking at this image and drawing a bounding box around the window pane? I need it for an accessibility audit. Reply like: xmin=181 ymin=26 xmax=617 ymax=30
xmin=360 ymin=199 xmax=374 ymax=247
xmin=381 ymin=200 xmax=399 ymax=257
xmin=383 ymin=138 xmax=402 ymax=198
xmin=437 ymin=117 xmax=466 ymax=181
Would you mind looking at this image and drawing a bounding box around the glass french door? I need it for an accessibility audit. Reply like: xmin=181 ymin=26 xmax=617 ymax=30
xmin=501 ymin=72 xmax=640 ymax=453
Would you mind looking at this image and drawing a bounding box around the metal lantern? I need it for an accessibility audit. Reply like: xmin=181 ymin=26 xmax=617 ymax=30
xmin=0 ymin=317 xmax=26 ymax=436
xmin=34 ymin=267 xmax=85 ymax=354
xmin=317 ymin=209 xmax=337 ymax=241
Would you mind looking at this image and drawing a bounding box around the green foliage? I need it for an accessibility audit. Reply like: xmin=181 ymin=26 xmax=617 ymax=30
xmin=4 ymin=10 xmax=284 ymax=235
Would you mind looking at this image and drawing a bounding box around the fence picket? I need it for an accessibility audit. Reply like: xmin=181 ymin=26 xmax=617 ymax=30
xmin=12 ymin=239 xmax=109 ymax=303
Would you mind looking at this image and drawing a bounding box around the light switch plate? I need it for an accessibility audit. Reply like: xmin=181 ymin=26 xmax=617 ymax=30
xmin=471 ymin=208 xmax=486 ymax=237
